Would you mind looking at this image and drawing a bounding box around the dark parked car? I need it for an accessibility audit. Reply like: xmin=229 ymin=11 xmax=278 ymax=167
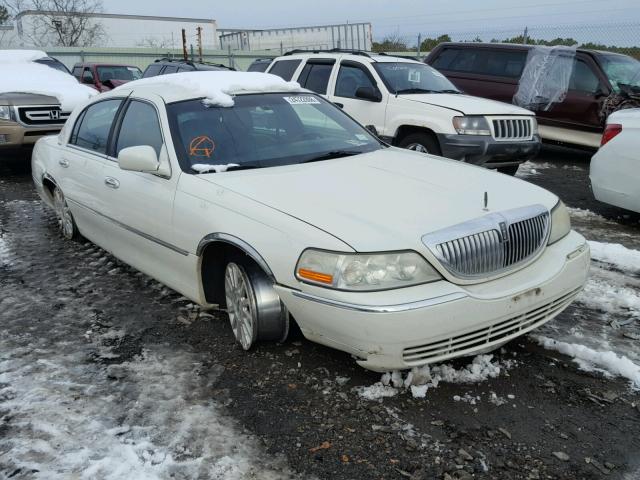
xmin=72 ymin=63 xmax=143 ymax=92
xmin=246 ymin=58 xmax=273 ymax=72
xmin=426 ymin=42 xmax=640 ymax=149
xmin=142 ymin=58 xmax=234 ymax=78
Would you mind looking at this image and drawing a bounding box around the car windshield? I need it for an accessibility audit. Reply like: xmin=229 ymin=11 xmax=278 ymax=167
xmin=97 ymin=66 xmax=142 ymax=82
xmin=598 ymin=54 xmax=640 ymax=92
xmin=167 ymin=92 xmax=384 ymax=173
xmin=374 ymin=62 xmax=461 ymax=94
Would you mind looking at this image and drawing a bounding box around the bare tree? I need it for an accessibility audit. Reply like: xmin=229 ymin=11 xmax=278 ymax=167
xmin=4 ymin=0 xmax=105 ymax=46
xmin=0 ymin=5 xmax=9 ymax=24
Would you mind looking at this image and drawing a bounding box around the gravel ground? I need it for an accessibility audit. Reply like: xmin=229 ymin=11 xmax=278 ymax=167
xmin=1 ymin=146 xmax=639 ymax=480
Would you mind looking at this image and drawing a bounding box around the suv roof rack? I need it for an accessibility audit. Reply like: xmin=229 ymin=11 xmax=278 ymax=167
xmin=153 ymin=57 xmax=235 ymax=70
xmin=283 ymin=48 xmax=374 ymax=58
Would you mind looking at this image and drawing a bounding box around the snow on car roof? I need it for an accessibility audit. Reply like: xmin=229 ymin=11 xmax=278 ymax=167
xmin=117 ymin=71 xmax=302 ymax=106
xmin=0 ymin=49 xmax=48 ymax=63
xmin=0 ymin=51 xmax=97 ymax=111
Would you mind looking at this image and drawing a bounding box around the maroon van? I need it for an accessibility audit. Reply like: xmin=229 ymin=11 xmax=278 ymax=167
xmin=71 ymin=63 xmax=143 ymax=92
xmin=426 ymin=42 xmax=640 ymax=150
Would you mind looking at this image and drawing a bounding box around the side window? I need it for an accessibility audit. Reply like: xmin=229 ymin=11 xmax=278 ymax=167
xmin=162 ymin=65 xmax=179 ymax=75
xmin=482 ymin=50 xmax=527 ymax=78
xmin=115 ymin=101 xmax=163 ymax=157
xmin=269 ymin=59 xmax=301 ymax=81
xmin=569 ymin=60 xmax=601 ymax=94
xmin=70 ymin=99 xmax=122 ymax=154
xmin=335 ymin=64 xmax=375 ymax=99
xmin=298 ymin=62 xmax=334 ymax=94
xmin=430 ymin=48 xmax=458 ymax=70
xmin=143 ymin=64 xmax=162 ymax=78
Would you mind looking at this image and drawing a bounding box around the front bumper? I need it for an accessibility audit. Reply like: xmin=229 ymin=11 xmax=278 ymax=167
xmin=437 ymin=133 xmax=541 ymax=167
xmin=0 ymin=123 xmax=62 ymax=150
xmin=276 ymin=230 xmax=589 ymax=372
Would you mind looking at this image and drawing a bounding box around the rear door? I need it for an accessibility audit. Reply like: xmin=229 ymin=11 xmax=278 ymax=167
xmin=428 ymin=45 xmax=526 ymax=103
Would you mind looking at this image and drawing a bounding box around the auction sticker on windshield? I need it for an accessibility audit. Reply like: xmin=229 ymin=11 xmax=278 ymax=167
xmin=284 ymin=96 xmax=321 ymax=105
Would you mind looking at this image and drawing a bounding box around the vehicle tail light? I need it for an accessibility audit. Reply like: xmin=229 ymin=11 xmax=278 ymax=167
xmin=297 ymin=268 xmax=334 ymax=284
xmin=601 ymin=124 xmax=622 ymax=146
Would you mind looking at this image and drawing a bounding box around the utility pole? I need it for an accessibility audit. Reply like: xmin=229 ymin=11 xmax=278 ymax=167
xmin=196 ymin=26 xmax=203 ymax=63
xmin=181 ymin=28 xmax=188 ymax=61
xmin=523 ymin=26 xmax=529 ymax=45
xmin=417 ymin=33 xmax=422 ymax=59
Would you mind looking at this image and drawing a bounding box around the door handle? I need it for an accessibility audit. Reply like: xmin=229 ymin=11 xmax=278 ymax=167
xmin=58 ymin=158 xmax=69 ymax=168
xmin=104 ymin=177 xmax=120 ymax=189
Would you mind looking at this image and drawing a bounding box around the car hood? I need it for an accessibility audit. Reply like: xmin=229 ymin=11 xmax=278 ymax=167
xmin=399 ymin=93 xmax=533 ymax=116
xmin=197 ymin=148 xmax=557 ymax=252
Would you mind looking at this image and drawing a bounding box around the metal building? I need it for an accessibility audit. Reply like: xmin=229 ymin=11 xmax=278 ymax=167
xmin=219 ymin=23 xmax=373 ymax=53
xmin=12 ymin=11 xmax=218 ymax=49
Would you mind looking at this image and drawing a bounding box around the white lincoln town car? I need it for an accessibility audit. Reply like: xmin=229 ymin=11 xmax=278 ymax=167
xmin=32 ymin=72 xmax=590 ymax=372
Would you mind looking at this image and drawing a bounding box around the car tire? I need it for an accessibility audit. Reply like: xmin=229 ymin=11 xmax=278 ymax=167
xmin=53 ymin=186 xmax=78 ymax=240
xmin=497 ymin=165 xmax=519 ymax=176
xmin=398 ymin=132 xmax=441 ymax=156
xmin=224 ymin=259 xmax=289 ymax=350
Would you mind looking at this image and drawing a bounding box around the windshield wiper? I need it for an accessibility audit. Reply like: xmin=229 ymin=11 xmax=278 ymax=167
xmin=395 ymin=88 xmax=436 ymax=94
xmin=302 ymin=150 xmax=363 ymax=163
xmin=436 ymin=89 xmax=462 ymax=94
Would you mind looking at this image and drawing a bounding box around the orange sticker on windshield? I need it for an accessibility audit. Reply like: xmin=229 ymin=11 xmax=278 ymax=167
xmin=189 ymin=136 xmax=215 ymax=157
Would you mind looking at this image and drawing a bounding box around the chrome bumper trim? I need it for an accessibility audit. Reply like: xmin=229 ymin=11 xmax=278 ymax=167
xmin=288 ymin=289 xmax=467 ymax=313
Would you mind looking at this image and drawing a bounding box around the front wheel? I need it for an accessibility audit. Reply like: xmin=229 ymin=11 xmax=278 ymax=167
xmin=53 ymin=186 xmax=78 ymax=240
xmin=397 ymin=132 xmax=441 ymax=156
xmin=224 ymin=260 xmax=289 ymax=350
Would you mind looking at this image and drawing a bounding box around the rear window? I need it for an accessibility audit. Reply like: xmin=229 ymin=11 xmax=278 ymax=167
xmin=247 ymin=60 xmax=271 ymax=72
xmin=432 ymin=47 xmax=527 ymax=78
xmin=269 ymin=59 xmax=302 ymax=81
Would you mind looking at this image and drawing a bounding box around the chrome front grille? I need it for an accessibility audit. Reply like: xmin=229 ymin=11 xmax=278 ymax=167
xmin=422 ymin=205 xmax=550 ymax=279
xmin=492 ymin=118 xmax=532 ymax=141
xmin=402 ymin=286 xmax=582 ymax=365
xmin=16 ymin=106 xmax=69 ymax=126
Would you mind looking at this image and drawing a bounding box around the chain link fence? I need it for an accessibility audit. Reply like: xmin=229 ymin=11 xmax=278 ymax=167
xmin=373 ymin=22 xmax=640 ymax=60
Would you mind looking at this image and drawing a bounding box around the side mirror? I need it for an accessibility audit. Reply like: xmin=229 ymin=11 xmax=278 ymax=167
xmin=118 ymin=145 xmax=159 ymax=173
xmin=355 ymin=86 xmax=382 ymax=102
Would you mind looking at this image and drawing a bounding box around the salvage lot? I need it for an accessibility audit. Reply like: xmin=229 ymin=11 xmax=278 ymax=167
xmin=1 ymin=147 xmax=639 ymax=479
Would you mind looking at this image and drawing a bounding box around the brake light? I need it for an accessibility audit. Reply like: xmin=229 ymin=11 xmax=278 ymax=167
xmin=601 ymin=124 xmax=622 ymax=146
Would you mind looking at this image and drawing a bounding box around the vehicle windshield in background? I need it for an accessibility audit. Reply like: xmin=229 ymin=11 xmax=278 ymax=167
xmin=374 ymin=62 xmax=461 ymax=94
xmin=167 ymin=93 xmax=384 ymax=173
xmin=599 ymin=54 xmax=640 ymax=92
xmin=97 ymin=66 xmax=142 ymax=82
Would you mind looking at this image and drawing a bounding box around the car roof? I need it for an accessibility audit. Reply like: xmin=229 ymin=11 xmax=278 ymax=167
xmin=73 ymin=62 xmax=140 ymax=68
xmin=274 ymin=50 xmax=421 ymax=64
xmin=432 ymin=41 xmax=605 ymax=57
xmin=100 ymin=71 xmax=303 ymax=104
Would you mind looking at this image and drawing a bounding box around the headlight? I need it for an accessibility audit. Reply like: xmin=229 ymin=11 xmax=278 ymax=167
xmin=530 ymin=117 xmax=538 ymax=134
xmin=295 ymin=249 xmax=441 ymax=291
xmin=452 ymin=116 xmax=491 ymax=135
xmin=548 ymin=200 xmax=571 ymax=245
xmin=0 ymin=106 xmax=12 ymax=121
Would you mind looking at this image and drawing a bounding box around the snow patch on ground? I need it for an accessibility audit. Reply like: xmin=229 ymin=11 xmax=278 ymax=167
xmin=535 ymin=336 xmax=640 ymax=389
xmin=0 ymin=62 xmax=96 ymax=111
xmin=355 ymin=355 xmax=515 ymax=400
xmin=0 ymin=325 xmax=297 ymax=479
xmin=589 ymin=240 xmax=640 ymax=273
xmin=516 ymin=161 xmax=555 ymax=177
xmin=567 ymin=207 xmax=606 ymax=222
xmin=119 ymin=71 xmax=301 ymax=107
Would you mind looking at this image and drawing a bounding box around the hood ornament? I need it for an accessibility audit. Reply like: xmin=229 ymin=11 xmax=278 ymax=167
xmin=483 ymin=191 xmax=489 ymax=211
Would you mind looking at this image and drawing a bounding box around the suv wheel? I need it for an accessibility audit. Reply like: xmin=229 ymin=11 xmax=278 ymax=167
xmin=224 ymin=260 xmax=288 ymax=350
xmin=398 ymin=133 xmax=441 ymax=156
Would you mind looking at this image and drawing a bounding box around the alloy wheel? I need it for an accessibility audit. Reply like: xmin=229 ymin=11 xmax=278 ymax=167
xmin=224 ymin=262 xmax=258 ymax=350
xmin=406 ymin=143 xmax=429 ymax=153
xmin=53 ymin=187 xmax=75 ymax=240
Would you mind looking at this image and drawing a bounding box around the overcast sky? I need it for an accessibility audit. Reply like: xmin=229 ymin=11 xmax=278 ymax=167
xmin=102 ymin=0 xmax=640 ymax=39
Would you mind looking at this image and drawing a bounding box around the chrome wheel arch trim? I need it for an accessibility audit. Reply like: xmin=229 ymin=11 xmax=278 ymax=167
xmin=196 ymin=233 xmax=276 ymax=281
